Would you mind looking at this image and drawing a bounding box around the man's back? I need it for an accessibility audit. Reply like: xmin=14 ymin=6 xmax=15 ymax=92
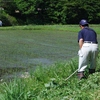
xmin=78 ymin=27 xmax=98 ymax=43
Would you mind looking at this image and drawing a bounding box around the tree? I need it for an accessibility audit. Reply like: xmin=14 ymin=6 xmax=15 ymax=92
xmin=0 ymin=0 xmax=18 ymax=26
xmin=42 ymin=0 xmax=67 ymax=24
xmin=82 ymin=0 xmax=100 ymax=23
xmin=1 ymin=0 xmax=100 ymax=25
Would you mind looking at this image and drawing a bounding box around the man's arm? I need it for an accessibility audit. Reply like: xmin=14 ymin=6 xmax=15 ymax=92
xmin=79 ymin=38 xmax=83 ymax=49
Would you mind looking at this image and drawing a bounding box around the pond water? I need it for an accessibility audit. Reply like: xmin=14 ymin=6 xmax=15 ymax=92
xmin=0 ymin=30 xmax=100 ymax=80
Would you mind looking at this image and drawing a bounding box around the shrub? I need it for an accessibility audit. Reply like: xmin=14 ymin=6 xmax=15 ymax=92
xmin=0 ymin=12 xmax=18 ymax=26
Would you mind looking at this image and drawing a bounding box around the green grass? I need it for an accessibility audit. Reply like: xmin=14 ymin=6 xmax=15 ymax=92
xmin=0 ymin=24 xmax=100 ymax=33
xmin=0 ymin=25 xmax=100 ymax=100
xmin=0 ymin=58 xmax=100 ymax=100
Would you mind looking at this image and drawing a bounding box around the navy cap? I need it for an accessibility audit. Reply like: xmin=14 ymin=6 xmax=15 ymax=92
xmin=79 ymin=19 xmax=88 ymax=25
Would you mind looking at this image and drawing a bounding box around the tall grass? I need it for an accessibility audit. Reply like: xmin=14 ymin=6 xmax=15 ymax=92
xmin=0 ymin=56 xmax=100 ymax=100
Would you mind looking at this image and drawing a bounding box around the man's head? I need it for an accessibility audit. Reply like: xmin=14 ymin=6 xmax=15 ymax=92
xmin=79 ymin=19 xmax=89 ymax=26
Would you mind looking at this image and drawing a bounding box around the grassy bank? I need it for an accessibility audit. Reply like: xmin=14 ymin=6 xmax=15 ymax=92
xmin=0 ymin=57 xmax=100 ymax=100
xmin=0 ymin=24 xmax=100 ymax=33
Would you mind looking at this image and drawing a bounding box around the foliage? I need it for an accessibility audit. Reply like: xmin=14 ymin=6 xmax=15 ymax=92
xmin=1 ymin=0 xmax=100 ymax=25
xmin=0 ymin=58 xmax=100 ymax=100
xmin=0 ymin=12 xmax=18 ymax=26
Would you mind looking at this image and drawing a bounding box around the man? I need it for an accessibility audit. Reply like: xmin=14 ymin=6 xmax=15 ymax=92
xmin=0 ymin=20 xmax=2 ymax=26
xmin=77 ymin=19 xmax=99 ymax=79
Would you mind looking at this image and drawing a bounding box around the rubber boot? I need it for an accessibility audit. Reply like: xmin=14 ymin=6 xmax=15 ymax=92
xmin=77 ymin=72 xmax=84 ymax=79
xmin=89 ymin=69 xmax=95 ymax=74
